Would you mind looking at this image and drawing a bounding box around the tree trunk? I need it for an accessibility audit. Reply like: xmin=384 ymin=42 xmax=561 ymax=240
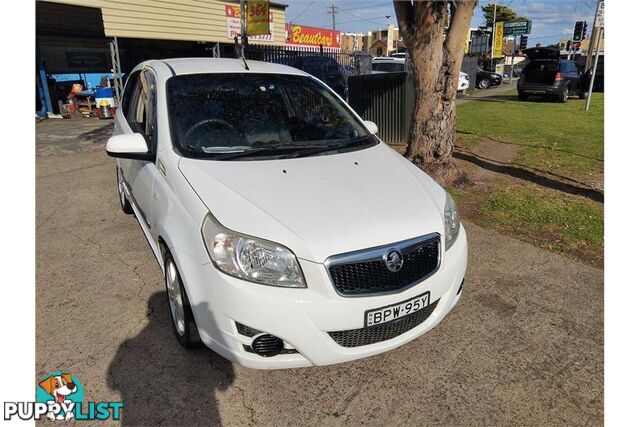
xmin=394 ymin=1 xmax=477 ymax=183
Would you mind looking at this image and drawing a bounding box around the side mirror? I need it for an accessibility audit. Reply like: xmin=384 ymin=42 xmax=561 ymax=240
xmin=363 ymin=120 xmax=378 ymax=135
xmin=106 ymin=133 xmax=153 ymax=161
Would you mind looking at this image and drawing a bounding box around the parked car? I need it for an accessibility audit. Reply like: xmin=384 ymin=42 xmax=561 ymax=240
xmin=458 ymin=72 xmax=471 ymax=92
xmin=106 ymin=58 xmax=468 ymax=369
xmin=372 ymin=56 xmax=470 ymax=92
xmin=372 ymin=56 xmax=406 ymax=73
xmin=579 ymin=57 xmax=604 ymax=93
xmin=279 ymin=55 xmax=351 ymax=98
xmin=476 ymin=68 xmax=503 ymax=89
xmin=517 ymin=47 xmax=585 ymax=102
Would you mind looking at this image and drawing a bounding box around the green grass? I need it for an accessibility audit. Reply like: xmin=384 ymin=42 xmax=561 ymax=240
xmin=456 ymin=90 xmax=604 ymax=176
xmin=478 ymin=183 xmax=603 ymax=251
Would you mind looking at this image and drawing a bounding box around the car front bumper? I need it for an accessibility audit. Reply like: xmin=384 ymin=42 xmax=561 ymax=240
xmin=174 ymin=226 xmax=468 ymax=369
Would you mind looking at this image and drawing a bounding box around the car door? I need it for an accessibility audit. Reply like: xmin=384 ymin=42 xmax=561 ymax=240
xmin=562 ymin=61 xmax=580 ymax=91
xmin=119 ymin=69 xmax=159 ymax=230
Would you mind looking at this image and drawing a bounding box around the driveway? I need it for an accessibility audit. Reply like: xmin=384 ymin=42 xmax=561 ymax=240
xmin=456 ymin=82 xmax=517 ymax=105
xmin=36 ymin=119 xmax=603 ymax=426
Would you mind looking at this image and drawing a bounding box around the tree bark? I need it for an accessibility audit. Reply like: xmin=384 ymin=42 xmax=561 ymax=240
xmin=394 ymin=0 xmax=477 ymax=182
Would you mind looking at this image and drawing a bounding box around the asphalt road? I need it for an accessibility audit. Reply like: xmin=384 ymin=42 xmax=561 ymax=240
xmin=36 ymin=118 xmax=603 ymax=426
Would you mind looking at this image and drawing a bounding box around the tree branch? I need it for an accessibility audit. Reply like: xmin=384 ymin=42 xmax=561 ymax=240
xmin=445 ymin=0 xmax=477 ymax=66
xmin=393 ymin=0 xmax=415 ymax=46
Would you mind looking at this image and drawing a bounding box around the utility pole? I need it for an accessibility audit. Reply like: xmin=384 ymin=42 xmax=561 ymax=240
xmin=490 ymin=0 xmax=497 ymax=70
xmin=508 ymin=35 xmax=516 ymax=83
xmin=585 ymin=28 xmax=602 ymax=111
xmin=585 ymin=1 xmax=602 ymax=69
xmin=327 ymin=4 xmax=338 ymax=31
xmin=585 ymin=0 xmax=604 ymax=111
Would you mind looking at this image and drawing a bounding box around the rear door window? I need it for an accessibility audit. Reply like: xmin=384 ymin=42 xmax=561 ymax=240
xmin=560 ymin=61 xmax=577 ymax=73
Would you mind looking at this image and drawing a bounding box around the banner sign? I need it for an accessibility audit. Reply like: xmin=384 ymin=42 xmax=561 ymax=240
xmin=285 ymin=24 xmax=341 ymax=48
xmin=595 ymin=0 xmax=604 ymax=28
xmin=503 ymin=20 xmax=532 ymax=36
xmin=225 ymin=4 xmax=274 ymax=42
xmin=492 ymin=21 xmax=504 ymax=58
xmin=246 ymin=0 xmax=270 ymax=36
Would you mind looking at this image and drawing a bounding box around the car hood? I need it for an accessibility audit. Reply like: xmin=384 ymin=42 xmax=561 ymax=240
xmin=178 ymin=143 xmax=447 ymax=263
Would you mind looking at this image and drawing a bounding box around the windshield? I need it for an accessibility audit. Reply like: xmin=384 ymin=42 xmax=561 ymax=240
xmin=167 ymin=73 xmax=373 ymax=160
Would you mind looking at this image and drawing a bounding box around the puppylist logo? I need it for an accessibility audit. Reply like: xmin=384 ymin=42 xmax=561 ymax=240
xmin=3 ymin=372 xmax=123 ymax=421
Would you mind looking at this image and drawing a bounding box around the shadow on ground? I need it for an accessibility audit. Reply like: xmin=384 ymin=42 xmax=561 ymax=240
xmin=79 ymin=124 xmax=114 ymax=143
xmin=456 ymin=130 xmax=604 ymax=163
xmin=453 ymin=150 xmax=604 ymax=203
xmin=107 ymin=293 xmax=234 ymax=426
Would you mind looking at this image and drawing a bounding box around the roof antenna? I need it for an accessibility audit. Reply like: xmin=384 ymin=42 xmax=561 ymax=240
xmin=234 ymin=36 xmax=250 ymax=70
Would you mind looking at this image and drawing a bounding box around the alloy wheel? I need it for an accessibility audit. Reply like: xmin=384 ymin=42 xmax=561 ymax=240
xmin=165 ymin=259 xmax=186 ymax=336
xmin=117 ymin=168 xmax=127 ymax=207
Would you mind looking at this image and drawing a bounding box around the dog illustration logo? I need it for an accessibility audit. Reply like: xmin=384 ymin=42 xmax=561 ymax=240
xmin=37 ymin=372 xmax=84 ymax=421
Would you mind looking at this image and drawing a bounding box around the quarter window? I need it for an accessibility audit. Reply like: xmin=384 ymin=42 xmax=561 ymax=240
xmin=120 ymin=71 xmax=140 ymax=119
xmin=126 ymin=70 xmax=157 ymax=154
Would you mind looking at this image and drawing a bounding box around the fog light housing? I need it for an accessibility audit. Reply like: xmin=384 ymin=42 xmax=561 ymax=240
xmin=251 ymin=334 xmax=284 ymax=357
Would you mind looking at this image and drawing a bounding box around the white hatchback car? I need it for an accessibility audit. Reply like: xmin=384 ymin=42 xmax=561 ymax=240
xmin=106 ymin=58 xmax=467 ymax=369
xmin=372 ymin=57 xmax=470 ymax=92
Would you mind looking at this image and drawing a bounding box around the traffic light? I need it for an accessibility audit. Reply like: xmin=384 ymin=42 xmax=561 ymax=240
xmin=566 ymin=40 xmax=572 ymax=51
xmin=519 ymin=35 xmax=528 ymax=50
xmin=573 ymin=21 xmax=586 ymax=41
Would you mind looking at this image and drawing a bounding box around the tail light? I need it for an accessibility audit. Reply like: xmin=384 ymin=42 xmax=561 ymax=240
xmin=555 ymin=72 xmax=564 ymax=81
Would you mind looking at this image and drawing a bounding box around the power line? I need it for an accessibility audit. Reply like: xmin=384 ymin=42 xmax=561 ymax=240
xmin=339 ymin=1 xmax=391 ymax=12
xmin=338 ymin=7 xmax=389 ymax=27
xmin=527 ymin=33 xmax=573 ymax=41
xmin=290 ymin=0 xmax=317 ymax=23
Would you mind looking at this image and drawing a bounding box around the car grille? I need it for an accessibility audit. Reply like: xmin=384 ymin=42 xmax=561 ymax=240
xmin=328 ymin=298 xmax=440 ymax=347
xmin=326 ymin=234 xmax=440 ymax=296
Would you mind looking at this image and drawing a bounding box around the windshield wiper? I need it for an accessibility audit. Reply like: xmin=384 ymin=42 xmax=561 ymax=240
xmin=214 ymin=143 xmax=328 ymax=160
xmin=281 ymin=135 xmax=373 ymax=158
xmin=214 ymin=136 xmax=373 ymax=161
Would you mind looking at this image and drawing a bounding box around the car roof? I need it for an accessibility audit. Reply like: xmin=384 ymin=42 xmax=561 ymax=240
xmin=372 ymin=57 xmax=404 ymax=63
xmin=140 ymin=58 xmax=309 ymax=78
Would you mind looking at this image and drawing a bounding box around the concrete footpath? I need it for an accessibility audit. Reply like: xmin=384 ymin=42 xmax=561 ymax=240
xmin=36 ymin=119 xmax=602 ymax=426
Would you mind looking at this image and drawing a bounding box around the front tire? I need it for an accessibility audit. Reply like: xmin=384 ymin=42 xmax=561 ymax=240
xmin=518 ymin=92 xmax=529 ymax=101
xmin=478 ymin=78 xmax=490 ymax=89
xmin=116 ymin=167 xmax=134 ymax=214
xmin=164 ymin=254 xmax=202 ymax=349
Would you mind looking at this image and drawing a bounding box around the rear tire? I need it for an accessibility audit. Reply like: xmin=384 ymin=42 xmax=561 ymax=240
xmin=116 ymin=167 xmax=134 ymax=215
xmin=518 ymin=92 xmax=528 ymax=101
xmin=558 ymin=86 xmax=569 ymax=103
xmin=164 ymin=253 xmax=202 ymax=349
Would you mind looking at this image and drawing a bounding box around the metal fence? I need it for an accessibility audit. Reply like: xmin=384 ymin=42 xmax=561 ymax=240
xmin=235 ymin=45 xmax=360 ymax=98
xmin=347 ymin=72 xmax=414 ymax=146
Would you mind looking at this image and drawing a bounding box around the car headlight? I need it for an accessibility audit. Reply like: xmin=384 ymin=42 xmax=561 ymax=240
xmin=201 ymin=213 xmax=306 ymax=288
xmin=444 ymin=192 xmax=460 ymax=250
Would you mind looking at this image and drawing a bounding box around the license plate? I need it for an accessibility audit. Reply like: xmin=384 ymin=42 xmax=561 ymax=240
xmin=365 ymin=291 xmax=430 ymax=327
